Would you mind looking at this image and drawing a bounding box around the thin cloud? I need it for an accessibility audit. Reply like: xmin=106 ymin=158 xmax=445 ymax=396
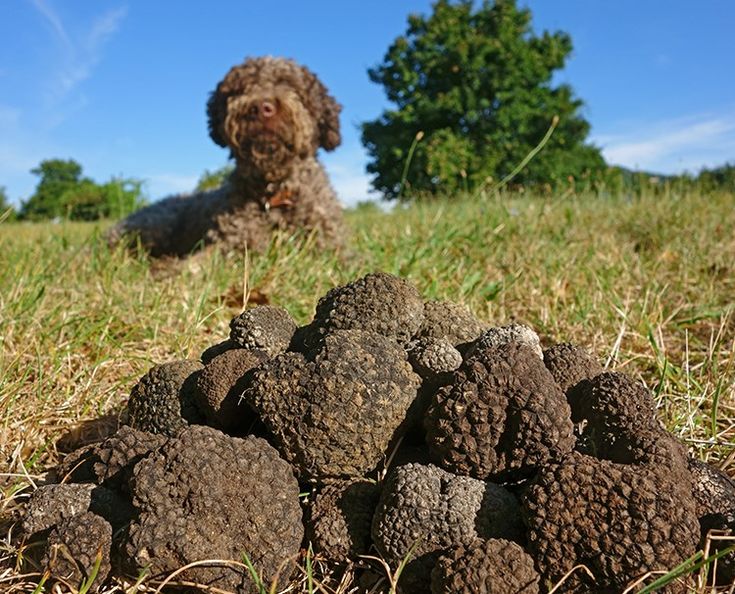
xmin=594 ymin=113 xmax=735 ymax=173
xmin=28 ymin=1 xmax=128 ymax=102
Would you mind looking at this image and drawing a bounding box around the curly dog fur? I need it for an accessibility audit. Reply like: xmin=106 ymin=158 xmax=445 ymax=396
xmin=107 ymin=56 xmax=345 ymax=257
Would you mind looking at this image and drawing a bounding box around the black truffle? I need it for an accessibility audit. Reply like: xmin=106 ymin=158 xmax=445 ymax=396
xmin=229 ymin=305 xmax=297 ymax=356
xmin=43 ymin=512 xmax=112 ymax=590
xmin=125 ymin=425 xmax=303 ymax=593
xmin=425 ymin=341 xmax=575 ymax=482
xmin=431 ymin=539 xmax=540 ymax=594
xmin=522 ymin=448 xmax=700 ymax=592
xmin=195 ymin=347 xmax=268 ymax=430
xmin=467 ymin=324 xmax=543 ymax=360
xmin=415 ymin=300 xmax=488 ymax=348
xmin=246 ymin=329 xmax=420 ymax=481
xmin=372 ymin=463 xmax=523 ymax=592
xmin=407 ymin=338 xmax=463 ymax=381
xmin=126 ymin=360 xmax=204 ymax=436
xmin=543 ymin=342 xmax=603 ymax=395
xmin=307 ymin=479 xmax=380 ymax=563
xmin=305 ymin=272 xmax=425 ymax=346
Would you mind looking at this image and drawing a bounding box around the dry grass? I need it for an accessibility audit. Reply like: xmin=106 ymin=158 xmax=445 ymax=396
xmin=1 ymin=188 xmax=734 ymax=592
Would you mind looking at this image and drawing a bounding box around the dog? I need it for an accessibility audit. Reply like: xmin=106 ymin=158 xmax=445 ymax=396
xmin=107 ymin=56 xmax=345 ymax=257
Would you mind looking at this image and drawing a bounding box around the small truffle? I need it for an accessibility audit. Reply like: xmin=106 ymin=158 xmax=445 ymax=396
xmin=431 ymin=539 xmax=540 ymax=594
xmin=415 ymin=300 xmax=489 ymax=348
xmin=307 ymin=479 xmax=380 ymax=563
xmin=246 ymin=329 xmax=420 ymax=481
xmin=467 ymin=324 xmax=543 ymax=360
xmin=407 ymin=338 xmax=463 ymax=380
xmin=229 ymin=305 xmax=297 ymax=356
xmin=522 ymin=449 xmax=700 ymax=592
xmin=305 ymin=272 xmax=425 ymax=346
xmin=195 ymin=348 xmax=269 ymax=430
xmin=125 ymin=426 xmax=303 ymax=593
xmin=54 ymin=426 xmax=166 ymax=495
xmin=425 ymin=341 xmax=575 ymax=482
xmin=43 ymin=512 xmax=112 ymax=590
xmin=126 ymin=360 xmax=204 ymax=436
xmin=543 ymin=342 xmax=603 ymax=395
xmin=372 ymin=463 xmax=523 ymax=592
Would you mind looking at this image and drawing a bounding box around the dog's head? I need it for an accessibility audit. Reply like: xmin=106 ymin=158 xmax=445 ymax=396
xmin=207 ymin=56 xmax=341 ymax=183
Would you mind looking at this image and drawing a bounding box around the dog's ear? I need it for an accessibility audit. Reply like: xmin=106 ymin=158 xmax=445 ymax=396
xmin=206 ymin=86 xmax=229 ymax=148
xmin=299 ymin=65 xmax=342 ymax=152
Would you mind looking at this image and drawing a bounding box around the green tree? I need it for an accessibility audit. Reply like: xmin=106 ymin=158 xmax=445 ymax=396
xmin=361 ymin=0 xmax=605 ymax=199
xmin=20 ymin=159 xmax=146 ymax=220
xmin=195 ymin=163 xmax=235 ymax=191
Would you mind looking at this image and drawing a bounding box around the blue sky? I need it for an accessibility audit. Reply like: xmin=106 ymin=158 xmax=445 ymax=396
xmin=1 ymin=1 xmax=734 ymax=207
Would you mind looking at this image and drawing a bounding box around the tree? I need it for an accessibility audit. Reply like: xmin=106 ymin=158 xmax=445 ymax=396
xmin=20 ymin=159 xmax=146 ymax=220
xmin=361 ymin=0 xmax=605 ymax=199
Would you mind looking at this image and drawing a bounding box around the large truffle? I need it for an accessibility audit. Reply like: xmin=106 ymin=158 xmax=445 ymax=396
xmin=229 ymin=305 xmax=297 ymax=356
xmin=415 ymin=300 xmax=488 ymax=348
xmin=195 ymin=347 xmax=268 ymax=430
xmin=425 ymin=341 xmax=575 ymax=482
xmin=246 ymin=329 xmax=420 ymax=481
xmin=431 ymin=539 xmax=540 ymax=594
xmin=126 ymin=360 xmax=204 ymax=436
xmin=43 ymin=512 xmax=112 ymax=590
xmin=305 ymin=272 xmax=425 ymax=346
xmin=125 ymin=425 xmax=303 ymax=593
xmin=372 ymin=463 xmax=523 ymax=592
xmin=307 ymin=479 xmax=380 ymax=563
xmin=522 ymin=447 xmax=700 ymax=592
xmin=543 ymin=342 xmax=603 ymax=395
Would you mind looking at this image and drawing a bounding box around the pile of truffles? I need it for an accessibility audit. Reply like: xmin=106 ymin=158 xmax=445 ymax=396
xmin=22 ymin=272 xmax=735 ymax=593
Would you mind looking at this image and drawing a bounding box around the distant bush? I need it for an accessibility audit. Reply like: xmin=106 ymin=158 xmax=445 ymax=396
xmin=195 ymin=163 xmax=235 ymax=192
xmin=19 ymin=159 xmax=146 ymax=221
xmin=0 ymin=186 xmax=16 ymax=221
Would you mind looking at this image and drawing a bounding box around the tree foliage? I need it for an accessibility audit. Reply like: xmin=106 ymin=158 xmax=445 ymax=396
xmin=20 ymin=159 xmax=146 ymax=221
xmin=0 ymin=186 xmax=15 ymax=221
xmin=361 ymin=0 xmax=605 ymax=199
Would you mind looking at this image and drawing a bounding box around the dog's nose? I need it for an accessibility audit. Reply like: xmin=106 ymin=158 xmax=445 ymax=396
xmin=261 ymin=101 xmax=276 ymax=119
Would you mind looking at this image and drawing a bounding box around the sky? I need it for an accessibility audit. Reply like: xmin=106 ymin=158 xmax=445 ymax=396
xmin=1 ymin=1 xmax=734 ymax=207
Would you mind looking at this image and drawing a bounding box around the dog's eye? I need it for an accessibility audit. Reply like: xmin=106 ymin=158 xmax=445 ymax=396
xmin=247 ymin=105 xmax=259 ymax=118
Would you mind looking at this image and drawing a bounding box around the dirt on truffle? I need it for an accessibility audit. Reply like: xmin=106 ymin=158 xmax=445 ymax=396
xmin=229 ymin=305 xmax=297 ymax=356
xmin=415 ymin=300 xmax=489 ymax=348
xmin=125 ymin=425 xmax=303 ymax=593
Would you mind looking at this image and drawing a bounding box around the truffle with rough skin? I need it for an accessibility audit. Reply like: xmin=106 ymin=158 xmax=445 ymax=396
xmin=307 ymin=479 xmax=380 ymax=563
xmin=126 ymin=360 xmax=204 ymax=436
xmin=415 ymin=300 xmax=489 ymax=348
xmin=304 ymin=272 xmax=425 ymax=347
xmin=23 ymin=483 xmax=132 ymax=535
xmin=54 ymin=426 xmax=167 ymax=494
xmin=543 ymin=342 xmax=603 ymax=395
xmin=125 ymin=425 xmax=303 ymax=593
xmin=431 ymin=539 xmax=540 ymax=594
xmin=195 ymin=348 xmax=269 ymax=430
xmin=688 ymin=458 xmax=735 ymax=585
xmin=425 ymin=341 xmax=575 ymax=482
xmin=467 ymin=324 xmax=543 ymax=360
xmin=200 ymin=339 xmax=238 ymax=364
xmin=43 ymin=512 xmax=112 ymax=589
xmin=522 ymin=446 xmax=699 ymax=593
xmin=569 ymin=371 xmax=661 ymax=460
xmin=246 ymin=329 xmax=420 ymax=481
xmin=229 ymin=305 xmax=297 ymax=356
xmin=372 ymin=463 xmax=523 ymax=592
xmin=407 ymin=338 xmax=463 ymax=380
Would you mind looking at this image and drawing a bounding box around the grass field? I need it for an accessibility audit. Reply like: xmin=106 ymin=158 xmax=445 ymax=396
xmin=1 ymin=188 xmax=734 ymax=592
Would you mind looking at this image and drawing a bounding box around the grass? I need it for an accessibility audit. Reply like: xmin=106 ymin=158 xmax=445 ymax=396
xmin=0 ymin=187 xmax=734 ymax=592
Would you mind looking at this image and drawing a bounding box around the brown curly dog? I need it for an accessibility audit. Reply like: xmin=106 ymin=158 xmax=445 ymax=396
xmin=107 ymin=56 xmax=345 ymax=257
